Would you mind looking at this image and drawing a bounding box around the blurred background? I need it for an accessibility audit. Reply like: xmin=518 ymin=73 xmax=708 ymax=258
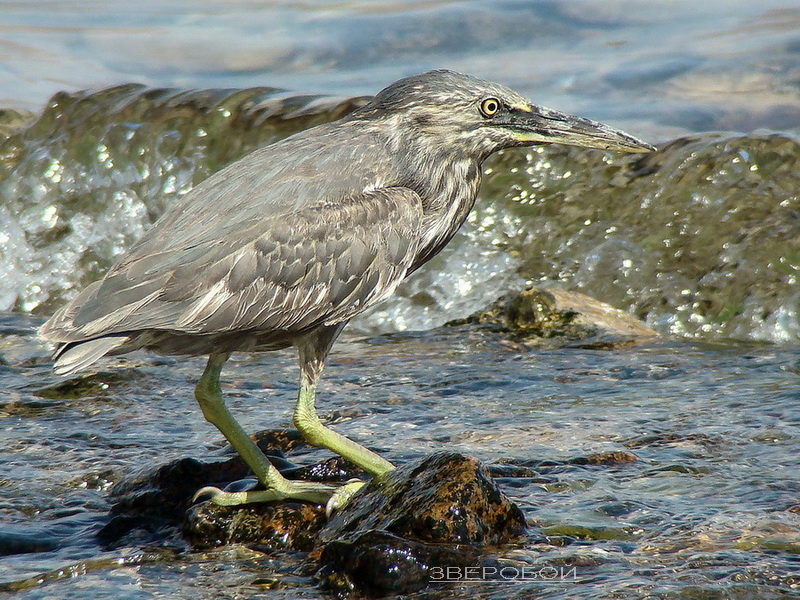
xmin=4 ymin=0 xmax=800 ymax=134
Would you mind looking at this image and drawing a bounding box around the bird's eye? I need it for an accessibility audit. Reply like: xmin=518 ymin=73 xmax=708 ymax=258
xmin=479 ymin=97 xmax=501 ymax=118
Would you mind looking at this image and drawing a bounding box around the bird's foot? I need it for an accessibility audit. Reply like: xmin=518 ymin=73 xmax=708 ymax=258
xmin=193 ymin=478 xmax=366 ymax=515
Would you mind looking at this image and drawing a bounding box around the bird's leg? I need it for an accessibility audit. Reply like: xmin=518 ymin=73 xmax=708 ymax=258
xmin=293 ymin=327 xmax=396 ymax=478
xmin=192 ymin=351 xmax=337 ymax=506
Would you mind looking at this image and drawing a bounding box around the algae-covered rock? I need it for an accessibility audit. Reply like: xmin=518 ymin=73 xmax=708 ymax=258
xmin=0 ymin=108 xmax=36 ymax=138
xmin=318 ymin=452 xmax=525 ymax=547
xmin=458 ymin=285 xmax=657 ymax=348
xmin=185 ymin=501 xmax=327 ymax=552
xmin=479 ymin=132 xmax=800 ymax=343
xmin=4 ymin=87 xmax=798 ymax=343
xmin=0 ymin=86 xmax=367 ymax=314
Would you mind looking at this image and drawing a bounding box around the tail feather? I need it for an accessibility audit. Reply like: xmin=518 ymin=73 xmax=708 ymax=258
xmin=53 ymin=336 xmax=130 ymax=376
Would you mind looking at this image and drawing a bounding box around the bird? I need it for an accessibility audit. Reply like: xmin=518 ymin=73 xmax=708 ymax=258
xmin=40 ymin=70 xmax=654 ymax=511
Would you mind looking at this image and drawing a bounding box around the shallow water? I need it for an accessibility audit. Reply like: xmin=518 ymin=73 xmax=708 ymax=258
xmin=1 ymin=1 xmax=800 ymax=598
xmin=1 ymin=315 xmax=799 ymax=598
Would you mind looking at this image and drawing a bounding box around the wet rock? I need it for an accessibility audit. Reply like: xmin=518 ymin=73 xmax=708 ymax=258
xmin=317 ymin=530 xmax=481 ymax=597
xmin=97 ymin=454 xmax=243 ymax=547
xmin=481 ymin=133 xmax=800 ymax=344
xmin=2 ymin=86 xmax=368 ymax=314
xmin=458 ymin=286 xmax=657 ymax=348
xmin=0 ymin=108 xmax=36 ymax=137
xmin=569 ymin=451 xmax=639 ymax=466
xmin=33 ymin=369 xmax=145 ymax=400
xmin=315 ymin=451 xmax=526 ymax=597
xmin=99 ymin=429 xmax=361 ymax=546
xmin=0 ymin=530 xmax=60 ymax=556
xmin=102 ymin=438 xmax=526 ymax=598
xmin=623 ymin=431 xmax=721 ymax=449
xmin=319 ymin=452 xmax=524 ymax=546
xmin=185 ymin=501 xmax=327 ymax=552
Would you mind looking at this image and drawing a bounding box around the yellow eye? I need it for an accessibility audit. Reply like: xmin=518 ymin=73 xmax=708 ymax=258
xmin=479 ymin=97 xmax=500 ymax=117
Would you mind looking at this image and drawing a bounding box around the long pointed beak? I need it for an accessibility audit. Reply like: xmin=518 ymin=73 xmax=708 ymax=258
xmin=508 ymin=104 xmax=655 ymax=153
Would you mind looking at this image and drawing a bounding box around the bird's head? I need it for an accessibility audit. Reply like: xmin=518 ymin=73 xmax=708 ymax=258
xmin=362 ymin=70 xmax=654 ymax=159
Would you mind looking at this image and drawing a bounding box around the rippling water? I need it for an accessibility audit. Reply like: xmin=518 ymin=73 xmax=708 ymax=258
xmin=1 ymin=1 xmax=799 ymax=598
xmin=2 ymin=318 xmax=799 ymax=598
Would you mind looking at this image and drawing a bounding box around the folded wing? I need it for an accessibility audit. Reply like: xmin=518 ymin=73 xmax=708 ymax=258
xmin=41 ymin=186 xmax=423 ymax=370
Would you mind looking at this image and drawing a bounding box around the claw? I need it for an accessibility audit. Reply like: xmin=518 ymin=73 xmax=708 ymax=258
xmin=193 ymin=485 xmax=224 ymax=503
xmin=325 ymin=479 xmax=367 ymax=517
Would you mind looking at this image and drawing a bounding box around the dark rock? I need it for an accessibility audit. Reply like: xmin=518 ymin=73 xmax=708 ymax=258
xmin=34 ymin=369 xmax=145 ymax=400
xmin=457 ymin=286 xmax=657 ymax=348
xmin=319 ymin=452 xmax=525 ymax=546
xmin=317 ymin=530 xmax=480 ymax=597
xmin=105 ymin=455 xmax=249 ymax=525
xmin=287 ymin=455 xmax=366 ymax=483
xmin=101 ymin=429 xmax=350 ymax=530
xmin=0 ymin=530 xmax=60 ymax=556
xmin=184 ymin=501 xmax=327 ymax=551
xmin=569 ymin=451 xmax=639 ymax=466
xmin=314 ymin=452 xmax=526 ymax=597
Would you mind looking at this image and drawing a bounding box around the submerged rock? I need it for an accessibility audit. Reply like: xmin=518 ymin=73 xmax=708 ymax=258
xmin=102 ymin=432 xmax=525 ymax=597
xmin=457 ymin=285 xmax=657 ymax=348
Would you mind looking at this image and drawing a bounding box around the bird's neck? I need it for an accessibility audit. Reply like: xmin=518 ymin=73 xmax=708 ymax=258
xmin=398 ymin=144 xmax=484 ymax=271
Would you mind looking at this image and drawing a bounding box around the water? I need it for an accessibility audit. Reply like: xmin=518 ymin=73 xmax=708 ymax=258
xmin=1 ymin=1 xmax=800 ymax=598
xmin=2 ymin=320 xmax=799 ymax=598
xmin=3 ymin=1 xmax=800 ymax=135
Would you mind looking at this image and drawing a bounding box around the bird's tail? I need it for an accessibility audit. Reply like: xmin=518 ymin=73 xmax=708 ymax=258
xmin=52 ymin=336 xmax=129 ymax=376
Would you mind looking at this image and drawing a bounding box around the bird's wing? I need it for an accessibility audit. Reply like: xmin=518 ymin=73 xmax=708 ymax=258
xmin=41 ymin=186 xmax=423 ymax=342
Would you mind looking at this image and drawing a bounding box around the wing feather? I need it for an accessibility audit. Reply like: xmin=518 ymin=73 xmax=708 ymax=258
xmin=41 ymin=187 xmax=423 ymax=344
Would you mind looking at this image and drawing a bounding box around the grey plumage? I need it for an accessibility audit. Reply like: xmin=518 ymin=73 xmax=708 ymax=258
xmin=40 ymin=70 xmax=653 ymax=509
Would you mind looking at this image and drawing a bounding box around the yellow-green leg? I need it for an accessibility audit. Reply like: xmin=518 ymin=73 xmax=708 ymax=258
xmin=292 ymin=326 xmax=395 ymax=512
xmin=193 ymin=325 xmax=395 ymax=511
xmin=193 ymin=352 xmax=337 ymax=506
xmin=292 ymin=326 xmax=395 ymax=477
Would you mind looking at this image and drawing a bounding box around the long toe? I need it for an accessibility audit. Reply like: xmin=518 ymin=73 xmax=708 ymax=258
xmin=325 ymin=479 xmax=367 ymax=517
xmin=193 ymin=480 xmax=339 ymax=506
